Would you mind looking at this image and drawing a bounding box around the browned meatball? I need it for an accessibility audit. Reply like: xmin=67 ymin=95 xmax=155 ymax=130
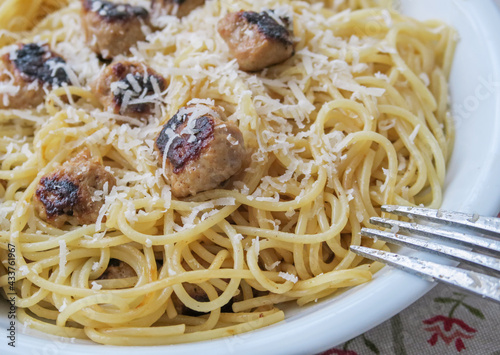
xmin=91 ymin=60 xmax=166 ymax=119
xmin=217 ymin=10 xmax=295 ymax=72
xmin=99 ymin=259 xmax=136 ymax=279
xmin=81 ymin=0 xmax=150 ymax=59
xmin=155 ymin=103 xmax=246 ymax=198
xmin=34 ymin=149 xmax=116 ymax=228
xmin=151 ymin=0 xmax=205 ymax=18
xmin=0 ymin=43 xmax=71 ymax=109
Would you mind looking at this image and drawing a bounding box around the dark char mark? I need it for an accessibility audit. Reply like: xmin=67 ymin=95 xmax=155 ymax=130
xmin=83 ymin=0 xmax=148 ymax=21
xmin=97 ymin=54 xmax=113 ymax=64
xmin=155 ymin=112 xmax=185 ymax=155
xmin=151 ymin=0 xmax=187 ymax=6
xmin=241 ymin=11 xmax=292 ymax=46
xmin=13 ymin=44 xmax=70 ymax=86
xmin=112 ymin=66 xmax=165 ymax=114
xmin=36 ymin=177 xmax=79 ymax=218
xmin=156 ymin=112 xmax=215 ymax=173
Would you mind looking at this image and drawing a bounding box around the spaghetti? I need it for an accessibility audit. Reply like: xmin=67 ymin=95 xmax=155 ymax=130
xmin=0 ymin=0 xmax=456 ymax=345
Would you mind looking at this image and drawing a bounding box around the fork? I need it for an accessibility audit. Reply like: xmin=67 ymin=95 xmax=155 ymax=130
xmin=350 ymin=205 xmax=500 ymax=304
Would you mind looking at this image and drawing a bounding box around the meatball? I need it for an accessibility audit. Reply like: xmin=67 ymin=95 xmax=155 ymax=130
xmin=0 ymin=43 xmax=70 ymax=108
xmin=155 ymin=103 xmax=246 ymax=198
xmin=217 ymin=10 xmax=295 ymax=72
xmin=151 ymin=0 xmax=205 ymax=18
xmin=99 ymin=259 xmax=136 ymax=279
xmin=34 ymin=149 xmax=116 ymax=228
xmin=91 ymin=60 xmax=166 ymax=119
xmin=81 ymin=0 xmax=150 ymax=59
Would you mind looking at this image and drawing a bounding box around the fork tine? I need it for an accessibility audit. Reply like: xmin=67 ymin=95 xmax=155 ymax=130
xmin=370 ymin=217 xmax=500 ymax=255
xmin=361 ymin=228 xmax=500 ymax=274
xmin=381 ymin=205 xmax=500 ymax=238
xmin=350 ymin=245 xmax=500 ymax=304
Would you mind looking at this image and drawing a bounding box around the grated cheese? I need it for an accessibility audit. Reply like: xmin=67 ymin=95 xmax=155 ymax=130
xmin=19 ymin=265 xmax=29 ymax=276
xmin=252 ymin=236 xmax=260 ymax=256
xmin=59 ymin=299 xmax=68 ymax=312
xmin=278 ymin=272 xmax=298 ymax=283
xmin=265 ymin=260 xmax=281 ymax=271
xmin=346 ymin=188 xmax=355 ymax=202
xmin=409 ymin=124 xmax=421 ymax=142
xmin=126 ymin=74 xmax=142 ymax=93
xmin=59 ymin=240 xmax=68 ymax=275
xmin=419 ymin=72 xmax=430 ymax=86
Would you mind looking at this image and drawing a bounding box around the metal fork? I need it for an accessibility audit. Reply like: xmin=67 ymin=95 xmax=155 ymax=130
xmin=350 ymin=205 xmax=500 ymax=304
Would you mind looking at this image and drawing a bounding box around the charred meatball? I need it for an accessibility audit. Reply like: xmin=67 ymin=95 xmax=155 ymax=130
xmin=217 ymin=10 xmax=295 ymax=72
xmin=91 ymin=60 xmax=166 ymax=119
xmin=151 ymin=0 xmax=205 ymax=18
xmin=34 ymin=149 xmax=116 ymax=228
xmin=81 ymin=0 xmax=150 ymax=59
xmin=0 ymin=43 xmax=70 ymax=108
xmin=99 ymin=259 xmax=136 ymax=279
xmin=155 ymin=103 xmax=246 ymax=198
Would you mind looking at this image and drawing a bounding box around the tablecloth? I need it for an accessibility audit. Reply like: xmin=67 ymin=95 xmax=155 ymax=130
xmin=321 ymin=283 xmax=499 ymax=354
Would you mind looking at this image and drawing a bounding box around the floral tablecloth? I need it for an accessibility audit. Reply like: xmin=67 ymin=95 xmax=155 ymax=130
xmin=321 ymin=283 xmax=500 ymax=354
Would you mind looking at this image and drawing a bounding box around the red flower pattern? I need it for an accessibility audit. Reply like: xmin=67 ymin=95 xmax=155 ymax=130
xmin=423 ymin=315 xmax=476 ymax=352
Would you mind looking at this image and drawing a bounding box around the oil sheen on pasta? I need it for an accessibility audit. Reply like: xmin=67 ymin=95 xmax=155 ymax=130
xmin=0 ymin=0 xmax=456 ymax=346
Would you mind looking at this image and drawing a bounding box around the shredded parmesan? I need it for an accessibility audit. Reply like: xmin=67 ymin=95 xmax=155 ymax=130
xmin=59 ymin=299 xmax=68 ymax=312
xmin=409 ymin=124 xmax=421 ymax=142
xmin=278 ymin=272 xmax=298 ymax=283
xmin=419 ymin=72 xmax=430 ymax=86
xmin=19 ymin=265 xmax=29 ymax=276
xmin=265 ymin=260 xmax=281 ymax=271
xmin=59 ymin=240 xmax=68 ymax=275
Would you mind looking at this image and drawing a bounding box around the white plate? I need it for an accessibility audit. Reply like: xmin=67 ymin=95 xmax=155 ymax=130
xmin=3 ymin=1 xmax=500 ymax=354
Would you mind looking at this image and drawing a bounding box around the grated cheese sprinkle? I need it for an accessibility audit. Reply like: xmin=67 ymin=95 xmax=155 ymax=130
xmin=278 ymin=272 xmax=298 ymax=283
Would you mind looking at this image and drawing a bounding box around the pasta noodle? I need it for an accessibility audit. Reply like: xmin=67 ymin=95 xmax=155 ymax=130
xmin=0 ymin=0 xmax=456 ymax=345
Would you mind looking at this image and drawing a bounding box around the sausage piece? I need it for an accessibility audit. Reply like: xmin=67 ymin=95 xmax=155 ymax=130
xmin=0 ymin=43 xmax=70 ymax=108
xmin=151 ymin=0 xmax=205 ymax=18
xmin=155 ymin=103 xmax=246 ymax=198
xmin=91 ymin=60 xmax=166 ymax=119
xmin=81 ymin=0 xmax=150 ymax=59
xmin=217 ymin=10 xmax=294 ymax=72
xmin=34 ymin=149 xmax=116 ymax=228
